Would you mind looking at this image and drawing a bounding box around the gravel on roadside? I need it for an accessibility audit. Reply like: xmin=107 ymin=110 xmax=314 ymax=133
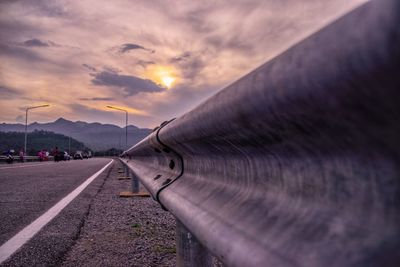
xmin=61 ymin=160 xmax=176 ymax=267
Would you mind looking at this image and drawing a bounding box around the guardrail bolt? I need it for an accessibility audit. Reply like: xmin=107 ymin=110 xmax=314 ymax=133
xmin=169 ymin=160 xmax=175 ymax=170
xmin=162 ymin=178 xmax=172 ymax=186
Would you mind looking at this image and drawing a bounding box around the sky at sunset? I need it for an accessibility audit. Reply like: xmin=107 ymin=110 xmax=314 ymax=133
xmin=0 ymin=0 xmax=366 ymax=128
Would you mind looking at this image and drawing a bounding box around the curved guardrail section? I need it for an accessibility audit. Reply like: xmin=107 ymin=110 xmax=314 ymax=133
xmin=121 ymin=0 xmax=400 ymax=266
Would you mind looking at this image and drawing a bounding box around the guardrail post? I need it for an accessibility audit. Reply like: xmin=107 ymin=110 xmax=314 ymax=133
xmin=130 ymin=171 xmax=139 ymax=193
xmin=124 ymin=164 xmax=137 ymax=193
xmin=176 ymin=220 xmax=214 ymax=267
xmin=124 ymin=164 xmax=129 ymax=177
xmin=119 ymin=159 xmax=141 ymax=193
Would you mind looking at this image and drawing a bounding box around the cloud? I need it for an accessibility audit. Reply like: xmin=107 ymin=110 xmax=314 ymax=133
xmin=0 ymin=43 xmax=45 ymax=62
xmin=21 ymin=38 xmax=51 ymax=47
xmin=35 ymin=1 xmax=68 ymax=17
xmin=170 ymin=51 xmax=206 ymax=80
xmin=0 ymin=85 xmax=17 ymax=96
xmin=120 ymin=43 xmax=145 ymax=53
xmin=102 ymin=66 xmax=121 ymax=73
xmin=16 ymin=38 xmax=77 ymax=49
xmin=79 ymin=97 xmax=115 ymax=101
xmin=0 ymin=85 xmax=33 ymax=101
xmin=0 ymin=85 xmax=45 ymax=102
xmin=137 ymin=60 xmax=155 ymax=68
xmin=112 ymin=43 xmax=155 ymax=54
xmin=0 ymin=20 xmax=43 ymax=41
xmin=205 ymin=35 xmax=254 ymax=54
xmin=170 ymin=51 xmax=192 ymax=63
xmin=0 ymin=0 xmax=68 ymax=18
xmin=148 ymin=83 xmax=219 ymax=122
xmin=179 ymin=8 xmax=215 ymax=34
xmin=82 ymin=63 xmax=97 ymax=72
xmin=91 ymin=71 xmax=165 ymax=96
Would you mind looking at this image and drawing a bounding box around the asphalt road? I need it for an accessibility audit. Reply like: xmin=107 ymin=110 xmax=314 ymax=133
xmin=0 ymin=158 xmax=112 ymax=265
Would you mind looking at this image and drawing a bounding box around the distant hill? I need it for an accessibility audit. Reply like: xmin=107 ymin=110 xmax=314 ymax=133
xmin=0 ymin=118 xmax=151 ymax=151
xmin=0 ymin=131 xmax=88 ymax=156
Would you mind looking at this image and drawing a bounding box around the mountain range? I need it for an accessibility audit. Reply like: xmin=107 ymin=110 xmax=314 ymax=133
xmin=0 ymin=118 xmax=151 ymax=151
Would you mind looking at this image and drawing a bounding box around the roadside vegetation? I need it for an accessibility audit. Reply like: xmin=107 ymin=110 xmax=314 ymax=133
xmin=0 ymin=130 xmax=88 ymax=155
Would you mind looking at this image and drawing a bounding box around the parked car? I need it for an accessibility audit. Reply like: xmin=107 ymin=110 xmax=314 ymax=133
xmin=3 ymin=149 xmax=14 ymax=164
xmin=62 ymin=151 xmax=71 ymax=161
xmin=74 ymin=151 xmax=83 ymax=160
xmin=82 ymin=152 xmax=89 ymax=159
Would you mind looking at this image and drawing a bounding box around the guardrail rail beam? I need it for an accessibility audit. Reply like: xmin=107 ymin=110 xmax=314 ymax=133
xmin=121 ymin=0 xmax=400 ymax=266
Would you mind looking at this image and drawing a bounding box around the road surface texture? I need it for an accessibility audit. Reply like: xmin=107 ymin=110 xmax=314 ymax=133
xmin=0 ymin=159 xmax=176 ymax=266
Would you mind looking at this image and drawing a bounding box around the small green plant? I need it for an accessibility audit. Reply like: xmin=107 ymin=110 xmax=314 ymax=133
xmin=131 ymin=223 xmax=141 ymax=228
xmin=153 ymin=245 xmax=176 ymax=254
xmin=131 ymin=223 xmax=143 ymax=237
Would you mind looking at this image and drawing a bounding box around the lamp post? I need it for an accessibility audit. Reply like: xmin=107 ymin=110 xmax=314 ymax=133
xmin=24 ymin=104 xmax=50 ymax=156
xmin=107 ymin=106 xmax=128 ymax=149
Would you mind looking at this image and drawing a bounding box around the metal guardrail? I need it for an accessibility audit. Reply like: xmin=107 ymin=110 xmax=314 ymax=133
xmin=121 ymin=0 xmax=400 ymax=266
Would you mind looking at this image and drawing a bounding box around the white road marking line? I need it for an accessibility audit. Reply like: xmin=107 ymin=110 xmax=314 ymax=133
xmin=0 ymin=159 xmax=113 ymax=264
xmin=0 ymin=162 xmax=54 ymax=170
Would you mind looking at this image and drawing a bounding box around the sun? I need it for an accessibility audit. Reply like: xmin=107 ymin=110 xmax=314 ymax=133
xmin=145 ymin=65 xmax=178 ymax=89
xmin=161 ymin=76 xmax=175 ymax=88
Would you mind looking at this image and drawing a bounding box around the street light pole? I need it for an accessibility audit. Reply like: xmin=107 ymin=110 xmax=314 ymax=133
xmin=24 ymin=108 xmax=28 ymax=156
xmin=24 ymin=104 xmax=50 ymax=156
xmin=107 ymin=106 xmax=128 ymax=149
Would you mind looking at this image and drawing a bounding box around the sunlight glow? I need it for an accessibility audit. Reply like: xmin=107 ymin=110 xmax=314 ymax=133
xmin=145 ymin=65 xmax=178 ymax=89
xmin=100 ymin=105 xmax=148 ymax=116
